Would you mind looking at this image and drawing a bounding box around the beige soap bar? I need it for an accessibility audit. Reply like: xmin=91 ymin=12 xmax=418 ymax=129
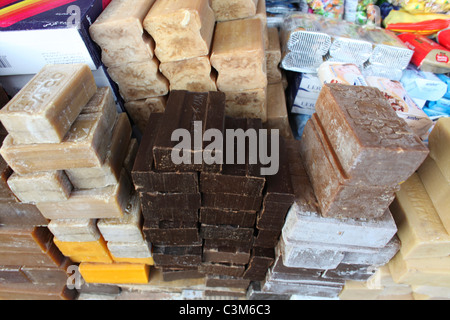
xmin=0 ymin=64 xmax=96 ymax=144
xmin=107 ymin=240 xmax=152 ymax=259
xmin=143 ymin=0 xmax=215 ymax=63
xmin=211 ymin=18 xmax=267 ymax=91
xmin=418 ymin=157 xmax=450 ymax=235
xmin=428 ymin=117 xmax=450 ymax=183
xmin=108 ymin=58 xmax=169 ymax=102
xmin=266 ymin=28 xmax=282 ymax=84
xmin=0 ymin=87 xmax=117 ymax=175
xmin=389 ymin=252 xmax=450 ymax=286
xmin=89 ymin=0 xmax=156 ymax=67
xmin=7 ymin=171 xmax=72 ymax=204
xmin=225 ymin=87 xmax=267 ymax=123
xmin=211 ymin=0 xmax=258 ymax=21
xmin=48 ymin=219 xmax=101 ymax=242
xmin=254 ymin=0 xmax=269 ymax=49
xmin=124 ymin=96 xmax=166 ymax=133
xmin=266 ymin=82 xmax=293 ymax=139
xmin=159 ymin=56 xmax=217 ymax=92
xmin=36 ymin=169 xmax=132 ymax=220
xmin=65 ymin=113 xmax=132 ymax=190
xmin=97 ymin=194 xmax=144 ymax=242
xmin=390 ymin=174 xmax=450 ymax=259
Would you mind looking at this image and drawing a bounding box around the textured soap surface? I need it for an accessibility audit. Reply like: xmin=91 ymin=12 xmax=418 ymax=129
xmin=314 ymin=84 xmax=429 ymax=187
xmin=224 ymin=88 xmax=267 ymax=123
xmin=124 ymin=96 xmax=166 ymax=133
xmin=211 ymin=0 xmax=258 ymax=21
xmin=211 ymin=18 xmax=267 ymax=91
xmin=428 ymin=117 xmax=450 ymax=183
xmin=143 ymin=0 xmax=215 ymax=62
xmin=0 ymin=64 xmax=97 ymax=144
xmin=0 ymin=87 xmax=117 ymax=175
xmin=89 ymin=0 xmax=156 ymax=67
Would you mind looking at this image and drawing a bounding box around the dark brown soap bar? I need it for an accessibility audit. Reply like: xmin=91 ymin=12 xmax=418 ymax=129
xmin=0 ymin=227 xmax=53 ymax=253
xmin=0 ymin=202 xmax=48 ymax=227
xmin=143 ymin=219 xmax=198 ymax=229
xmin=0 ymin=266 xmax=30 ymax=284
xmin=200 ymin=224 xmax=254 ymax=242
xmin=140 ymin=192 xmax=201 ymax=211
xmin=203 ymin=244 xmax=251 ymax=265
xmin=253 ymin=229 xmax=280 ymax=248
xmin=202 ymin=193 xmax=263 ymax=211
xmin=161 ymin=268 xmax=204 ymax=281
xmin=200 ymin=207 xmax=256 ymax=228
xmin=154 ymin=254 xmax=202 ymax=267
xmin=0 ymin=86 xmax=9 ymax=109
xmin=206 ymin=275 xmax=250 ymax=289
xmin=204 ymin=239 xmax=253 ymax=252
xmin=300 ymin=115 xmax=398 ymax=219
xmin=243 ymin=247 xmax=275 ymax=281
xmin=199 ymin=263 xmax=245 ymax=277
xmin=132 ymin=113 xmax=199 ymax=193
xmin=315 ymin=84 xmax=429 ymax=187
xmin=143 ymin=221 xmax=199 ymax=246
xmin=200 ymin=117 xmax=265 ymax=196
xmin=142 ymin=208 xmax=199 ymax=223
xmin=153 ymin=90 xmax=226 ymax=173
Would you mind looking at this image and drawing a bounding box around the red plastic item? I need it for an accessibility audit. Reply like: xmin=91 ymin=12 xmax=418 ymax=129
xmin=437 ymin=28 xmax=450 ymax=50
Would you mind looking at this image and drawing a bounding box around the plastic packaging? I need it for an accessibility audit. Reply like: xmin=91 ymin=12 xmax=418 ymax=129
xmin=318 ymin=61 xmax=368 ymax=85
xmin=400 ymin=65 xmax=448 ymax=101
xmin=386 ymin=0 xmax=450 ymax=14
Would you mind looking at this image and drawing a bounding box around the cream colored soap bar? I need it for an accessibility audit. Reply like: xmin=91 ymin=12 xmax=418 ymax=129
xmin=107 ymin=240 xmax=152 ymax=259
xmin=48 ymin=219 xmax=101 ymax=242
xmin=266 ymin=82 xmax=293 ymax=139
xmin=225 ymin=87 xmax=267 ymax=122
xmin=89 ymin=0 xmax=156 ymax=67
xmin=124 ymin=96 xmax=166 ymax=133
xmin=36 ymin=170 xmax=132 ymax=220
xmin=0 ymin=64 xmax=96 ymax=144
xmin=65 ymin=113 xmax=132 ymax=189
xmin=97 ymin=194 xmax=144 ymax=242
xmin=159 ymin=56 xmax=217 ymax=92
xmin=390 ymin=174 xmax=450 ymax=259
xmin=0 ymin=87 xmax=117 ymax=175
xmin=211 ymin=0 xmax=258 ymax=21
xmin=108 ymin=58 xmax=169 ymax=102
xmin=428 ymin=117 xmax=450 ymax=183
xmin=266 ymin=28 xmax=282 ymax=84
xmin=418 ymin=157 xmax=450 ymax=234
xmin=7 ymin=171 xmax=72 ymax=204
xmin=211 ymin=18 xmax=267 ymax=91
xmin=389 ymin=252 xmax=450 ymax=286
xmin=143 ymin=0 xmax=215 ymax=63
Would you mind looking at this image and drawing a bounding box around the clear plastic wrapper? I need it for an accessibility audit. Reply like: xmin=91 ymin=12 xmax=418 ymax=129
xmin=281 ymin=51 xmax=326 ymax=73
xmin=362 ymin=63 xmax=404 ymax=81
xmin=303 ymin=0 xmax=345 ymax=19
xmin=386 ymin=0 xmax=450 ymax=14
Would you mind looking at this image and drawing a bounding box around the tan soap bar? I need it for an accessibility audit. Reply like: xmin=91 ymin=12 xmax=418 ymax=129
xmin=65 ymin=112 xmax=132 ymax=189
xmin=36 ymin=170 xmax=132 ymax=220
xmin=266 ymin=27 xmax=282 ymax=84
xmin=418 ymin=157 xmax=450 ymax=234
xmin=225 ymin=87 xmax=267 ymax=123
xmin=124 ymin=96 xmax=166 ymax=133
xmin=97 ymin=194 xmax=144 ymax=242
xmin=390 ymin=173 xmax=450 ymax=259
xmin=108 ymin=58 xmax=169 ymax=102
xmin=107 ymin=240 xmax=152 ymax=259
xmin=428 ymin=117 xmax=450 ymax=183
xmin=0 ymin=64 xmax=97 ymax=144
xmin=159 ymin=56 xmax=217 ymax=92
xmin=143 ymin=0 xmax=215 ymax=63
xmin=211 ymin=18 xmax=267 ymax=91
xmin=7 ymin=171 xmax=72 ymax=204
xmin=89 ymin=0 xmax=156 ymax=68
xmin=48 ymin=219 xmax=101 ymax=242
xmin=0 ymin=155 xmax=17 ymax=202
xmin=0 ymin=87 xmax=117 ymax=175
xmin=211 ymin=0 xmax=258 ymax=21
xmin=389 ymin=252 xmax=450 ymax=286
xmin=266 ymin=82 xmax=293 ymax=139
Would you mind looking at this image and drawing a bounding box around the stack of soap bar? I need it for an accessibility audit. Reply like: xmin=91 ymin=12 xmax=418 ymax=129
xmin=211 ymin=0 xmax=259 ymax=22
xmin=90 ymin=0 xmax=168 ymax=129
xmin=211 ymin=18 xmax=268 ymax=122
xmin=143 ymin=0 xmax=215 ymax=63
xmin=300 ymin=83 xmax=429 ymax=219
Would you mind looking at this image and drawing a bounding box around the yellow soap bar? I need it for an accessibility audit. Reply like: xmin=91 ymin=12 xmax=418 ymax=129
xmin=389 ymin=252 xmax=450 ymax=286
xmin=418 ymin=157 xmax=450 ymax=234
xmin=211 ymin=0 xmax=258 ymax=21
xmin=144 ymin=0 xmax=215 ymax=63
xmin=111 ymin=255 xmax=154 ymax=266
xmin=211 ymin=18 xmax=267 ymax=92
xmin=428 ymin=117 xmax=450 ymax=183
xmin=79 ymin=263 xmax=150 ymax=284
xmin=53 ymin=236 xmax=112 ymax=263
xmin=390 ymin=173 xmax=450 ymax=259
xmin=0 ymin=64 xmax=97 ymax=144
